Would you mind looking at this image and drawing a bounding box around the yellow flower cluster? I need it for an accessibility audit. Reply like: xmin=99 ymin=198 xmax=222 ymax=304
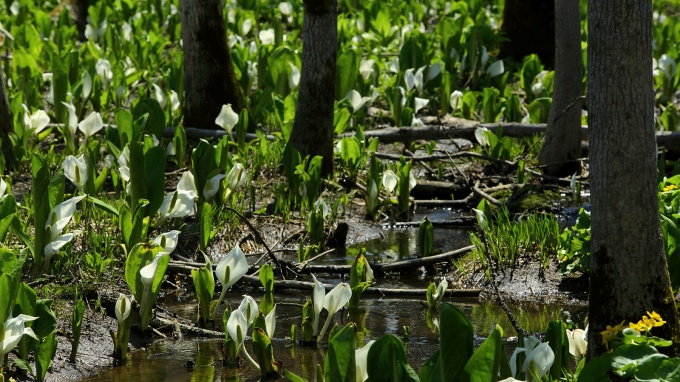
xmin=600 ymin=312 xmax=666 ymax=351
xmin=601 ymin=321 xmax=626 ymax=350
xmin=629 ymin=311 xmax=666 ymax=333
xmin=663 ymin=184 xmax=678 ymax=192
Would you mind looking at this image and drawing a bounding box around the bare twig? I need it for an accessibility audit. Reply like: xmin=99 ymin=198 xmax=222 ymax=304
xmin=222 ymin=206 xmax=286 ymax=278
xmin=472 ymin=181 xmax=502 ymax=206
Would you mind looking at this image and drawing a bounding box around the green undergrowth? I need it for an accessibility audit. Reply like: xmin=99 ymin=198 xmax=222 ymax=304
xmin=470 ymin=204 xmax=560 ymax=278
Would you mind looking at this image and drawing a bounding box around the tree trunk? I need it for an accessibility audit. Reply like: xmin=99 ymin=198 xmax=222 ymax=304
xmin=73 ymin=0 xmax=89 ymax=42
xmin=0 ymin=69 xmax=15 ymax=169
xmin=179 ymin=0 xmax=248 ymax=130
xmin=498 ymin=0 xmax=555 ymax=68
xmin=538 ymin=0 xmax=583 ymax=177
xmin=288 ymin=0 xmax=337 ymax=176
xmin=588 ymin=0 xmax=680 ymax=358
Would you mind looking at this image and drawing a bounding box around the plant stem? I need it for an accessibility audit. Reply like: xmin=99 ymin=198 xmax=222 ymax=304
xmin=317 ymin=314 xmax=333 ymax=347
xmin=240 ymin=344 xmax=260 ymax=371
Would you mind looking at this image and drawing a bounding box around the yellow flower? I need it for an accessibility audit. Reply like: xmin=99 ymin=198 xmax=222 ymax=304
xmin=647 ymin=311 xmax=666 ymax=327
xmin=629 ymin=320 xmax=650 ymax=333
xmin=601 ymin=321 xmax=625 ymax=350
xmin=663 ymin=184 xmax=678 ymax=192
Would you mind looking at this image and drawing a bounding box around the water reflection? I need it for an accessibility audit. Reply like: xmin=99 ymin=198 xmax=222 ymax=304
xmin=81 ymin=294 xmax=584 ymax=382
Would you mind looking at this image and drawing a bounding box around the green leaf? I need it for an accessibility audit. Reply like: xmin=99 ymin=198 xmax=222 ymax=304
xmin=419 ymin=217 xmax=434 ymax=257
xmin=464 ymin=325 xmax=502 ymax=382
xmin=335 ymin=49 xmax=358 ymax=101
xmin=51 ymin=51 xmax=69 ymax=125
xmin=86 ymin=195 xmax=119 ymax=217
xmin=324 ymin=323 xmax=356 ymax=382
xmin=32 ymin=154 xmax=50 ymax=277
xmin=283 ymin=370 xmax=308 ymax=382
xmin=33 ymin=299 xmax=57 ymax=339
xmin=634 ymin=357 xmax=680 ymax=381
xmin=527 ymin=98 xmax=552 ymax=124
xmin=367 ymin=334 xmax=419 ymax=382
xmin=546 ymin=321 xmax=569 ymax=379
xmin=253 ymin=328 xmax=279 ymax=379
xmin=0 ymin=273 xmax=18 ymax=323
xmin=611 ymin=344 xmax=666 ymax=377
xmin=439 ymin=303 xmax=473 ymax=382
xmin=70 ymin=299 xmax=85 ymax=362
xmin=115 ymin=109 xmax=135 ymax=148
xmin=132 ymin=98 xmax=166 ymax=139
xmin=124 ymin=243 xmax=167 ymax=301
xmin=419 ymin=350 xmax=441 ymax=382
xmin=191 ymin=263 xmax=215 ymax=323
xmin=199 ymin=202 xmax=213 ymax=252
xmin=35 ymin=332 xmax=58 ymax=382
xmin=577 ymin=352 xmax=613 ymax=382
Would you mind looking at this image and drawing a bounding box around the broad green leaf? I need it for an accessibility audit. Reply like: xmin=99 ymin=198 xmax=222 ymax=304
xmin=199 ymin=202 xmax=213 ymax=252
xmin=124 ymin=243 xmax=167 ymax=301
xmin=546 ymin=321 xmax=569 ymax=379
xmin=464 ymin=325 xmax=502 ymax=382
xmin=419 ymin=350 xmax=441 ymax=382
xmin=86 ymin=195 xmax=119 ymax=217
xmin=115 ymin=109 xmax=135 ymax=148
xmin=324 ymin=323 xmax=356 ymax=382
xmin=191 ymin=264 xmax=215 ymax=323
xmin=32 ymin=154 xmax=50 ymax=277
xmin=132 ymin=98 xmax=166 ymax=139
xmin=367 ymin=334 xmax=419 ymax=382
xmin=35 ymin=332 xmax=58 ymax=382
xmin=527 ymin=97 xmax=552 ymax=124
xmin=439 ymin=303 xmax=472 ymax=382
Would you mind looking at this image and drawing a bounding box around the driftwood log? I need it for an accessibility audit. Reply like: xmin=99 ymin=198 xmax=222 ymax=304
xmin=167 ymin=245 xmax=480 ymax=298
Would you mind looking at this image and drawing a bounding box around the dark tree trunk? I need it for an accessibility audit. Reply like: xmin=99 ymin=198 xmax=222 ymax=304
xmin=179 ymin=0 xmax=248 ymax=130
xmin=588 ymin=0 xmax=680 ymax=358
xmin=0 ymin=69 xmax=15 ymax=169
xmin=498 ymin=0 xmax=555 ymax=68
xmin=289 ymin=0 xmax=337 ymax=176
xmin=73 ymin=0 xmax=89 ymax=42
xmin=538 ymin=0 xmax=583 ymax=176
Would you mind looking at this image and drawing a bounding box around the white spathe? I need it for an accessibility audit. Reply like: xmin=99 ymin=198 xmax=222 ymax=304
xmin=0 ymin=314 xmax=38 ymax=359
xmin=311 ymin=274 xmax=325 ymax=336
xmin=115 ymin=293 xmax=132 ymax=323
xmin=63 ymin=154 xmax=88 ymax=193
xmin=204 ymin=174 xmax=226 ymax=201
xmin=238 ymin=295 xmax=259 ymax=328
xmin=214 ymin=246 xmax=249 ymax=315
xmin=227 ymin=163 xmax=247 ymax=191
xmin=215 ymin=104 xmax=239 ymax=138
xmin=382 ymin=170 xmax=398 ymax=195
xmin=450 ymin=90 xmax=463 ymax=113
xmin=152 ymin=230 xmax=181 ymax=253
xmin=355 ymin=340 xmax=376 ymax=382
xmin=78 ymin=112 xmax=104 ymax=141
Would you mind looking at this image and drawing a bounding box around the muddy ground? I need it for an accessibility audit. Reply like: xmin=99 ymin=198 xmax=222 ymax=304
xmin=5 ymin=136 xmax=589 ymax=381
xmin=17 ymin=211 xmax=588 ymax=382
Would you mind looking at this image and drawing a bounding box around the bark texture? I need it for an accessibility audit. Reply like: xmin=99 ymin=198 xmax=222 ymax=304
xmin=179 ymin=0 xmax=248 ymax=129
xmin=0 ymin=69 xmax=15 ymax=169
xmin=499 ymin=0 xmax=555 ymax=68
xmin=74 ymin=0 xmax=89 ymax=42
xmin=538 ymin=0 xmax=583 ymax=176
xmin=289 ymin=0 xmax=337 ymax=176
xmin=588 ymin=0 xmax=680 ymax=358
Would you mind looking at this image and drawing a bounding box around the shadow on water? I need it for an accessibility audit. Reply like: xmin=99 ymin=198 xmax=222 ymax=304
xmin=80 ymin=212 xmax=586 ymax=381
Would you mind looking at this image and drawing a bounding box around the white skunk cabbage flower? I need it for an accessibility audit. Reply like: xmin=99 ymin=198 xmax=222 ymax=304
xmin=78 ymin=112 xmax=103 ymax=142
xmin=62 ymin=154 xmax=88 ymax=193
xmin=215 ymin=104 xmax=239 ymax=138
xmin=152 ymin=230 xmax=181 ymax=253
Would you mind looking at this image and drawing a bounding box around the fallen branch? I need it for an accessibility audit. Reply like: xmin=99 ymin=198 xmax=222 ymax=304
xmin=238 ymin=274 xmax=480 ymax=297
xmin=168 ymin=245 xmax=477 ymax=289
xmin=222 ymin=206 xmax=287 ymax=277
xmin=472 ymin=181 xmax=502 ymax=206
xmin=379 ymin=218 xmax=476 ymax=228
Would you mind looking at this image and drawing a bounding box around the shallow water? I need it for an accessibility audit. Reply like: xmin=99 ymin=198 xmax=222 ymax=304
xmin=80 ymin=218 xmax=585 ymax=381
